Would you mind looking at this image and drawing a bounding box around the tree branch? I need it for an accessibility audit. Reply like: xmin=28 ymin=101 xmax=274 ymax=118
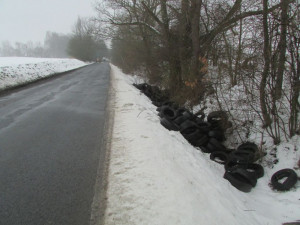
xmin=109 ymin=19 xmax=160 ymax=35
xmin=141 ymin=1 xmax=164 ymax=28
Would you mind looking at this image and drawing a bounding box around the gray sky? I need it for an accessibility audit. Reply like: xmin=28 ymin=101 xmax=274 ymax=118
xmin=0 ymin=0 xmax=98 ymax=44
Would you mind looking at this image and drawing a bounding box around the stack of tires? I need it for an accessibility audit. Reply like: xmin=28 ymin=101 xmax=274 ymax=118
xmin=133 ymin=82 xmax=298 ymax=193
xmin=223 ymin=143 xmax=264 ymax=192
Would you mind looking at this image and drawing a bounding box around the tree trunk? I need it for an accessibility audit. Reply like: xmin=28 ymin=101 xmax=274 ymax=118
xmin=289 ymin=32 xmax=300 ymax=136
xmin=260 ymin=0 xmax=272 ymax=127
xmin=190 ymin=0 xmax=202 ymax=79
xmin=274 ymin=0 xmax=289 ymax=100
xmin=222 ymin=32 xmax=235 ymax=86
xmin=179 ymin=0 xmax=191 ymax=80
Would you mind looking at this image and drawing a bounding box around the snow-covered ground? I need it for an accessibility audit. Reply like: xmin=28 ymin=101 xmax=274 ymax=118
xmin=0 ymin=57 xmax=88 ymax=90
xmin=105 ymin=64 xmax=300 ymax=225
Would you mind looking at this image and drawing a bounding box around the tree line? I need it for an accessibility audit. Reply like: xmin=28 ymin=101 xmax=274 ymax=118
xmin=0 ymin=17 xmax=108 ymax=61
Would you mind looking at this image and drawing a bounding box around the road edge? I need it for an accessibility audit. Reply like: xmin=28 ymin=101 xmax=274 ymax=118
xmin=89 ymin=63 xmax=115 ymax=225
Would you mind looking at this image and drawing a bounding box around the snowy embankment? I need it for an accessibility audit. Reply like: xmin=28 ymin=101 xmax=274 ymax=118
xmin=105 ymin=64 xmax=300 ymax=225
xmin=0 ymin=57 xmax=88 ymax=91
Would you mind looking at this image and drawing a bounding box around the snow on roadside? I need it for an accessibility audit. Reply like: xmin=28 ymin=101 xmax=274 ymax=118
xmin=105 ymin=64 xmax=300 ymax=225
xmin=0 ymin=57 xmax=88 ymax=91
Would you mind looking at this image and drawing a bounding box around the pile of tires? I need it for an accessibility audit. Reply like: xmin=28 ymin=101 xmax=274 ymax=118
xmin=133 ymin=83 xmax=170 ymax=106
xmin=223 ymin=143 xmax=264 ymax=192
xmin=133 ymin=83 xmax=298 ymax=193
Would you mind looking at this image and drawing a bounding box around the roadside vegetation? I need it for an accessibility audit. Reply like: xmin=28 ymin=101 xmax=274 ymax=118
xmin=92 ymin=0 xmax=299 ymax=160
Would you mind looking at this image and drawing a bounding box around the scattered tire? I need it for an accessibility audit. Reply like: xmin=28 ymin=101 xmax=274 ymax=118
xmin=271 ymin=169 xmax=298 ymax=191
xmin=210 ymin=151 xmax=229 ymax=164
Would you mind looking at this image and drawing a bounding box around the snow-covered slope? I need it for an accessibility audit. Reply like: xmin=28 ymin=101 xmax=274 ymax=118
xmin=105 ymin=64 xmax=300 ymax=225
xmin=0 ymin=57 xmax=88 ymax=90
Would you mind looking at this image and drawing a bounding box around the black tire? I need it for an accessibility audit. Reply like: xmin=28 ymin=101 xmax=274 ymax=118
xmin=181 ymin=111 xmax=195 ymax=120
xmin=180 ymin=120 xmax=198 ymax=132
xmin=208 ymin=130 xmax=225 ymax=142
xmin=224 ymin=157 xmax=252 ymax=171
xmin=195 ymin=111 xmax=205 ymax=121
xmin=271 ymin=169 xmax=298 ymax=191
xmin=225 ymin=162 xmax=264 ymax=179
xmin=199 ymin=146 xmax=211 ymax=153
xmin=224 ymin=171 xmax=253 ymax=193
xmin=207 ymin=111 xmax=228 ymax=122
xmin=230 ymin=150 xmax=255 ymax=163
xmin=194 ymin=135 xmax=209 ymax=147
xmin=183 ymin=129 xmax=204 ymax=143
xmin=237 ymin=142 xmax=258 ymax=153
xmin=160 ymin=118 xmax=180 ymax=131
xmin=209 ymin=138 xmax=227 ymax=152
xmin=196 ymin=122 xmax=212 ymax=133
xmin=206 ymin=142 xmax=218 ymax=153
xmin=245 ymin=163 xmax=264 ymax=179
xmin=231 ymin=167 xmax=257 ymax=187
xmin=159 ymin=106 xmax=177 ymax=120
xmin=210 ymin=151 xmax=229 ymax=164
xmin=173 ymin=115 xmax=188 ymax=126
xmin=175 ymin=108 xmax=187 ymax=117
xmin=152 ymin=101 xmax=162 ymax=107
xmin=194 ymin=117 xmax=204 ymax=124
xmin=224 ymin=159 xmax=240 ymax=171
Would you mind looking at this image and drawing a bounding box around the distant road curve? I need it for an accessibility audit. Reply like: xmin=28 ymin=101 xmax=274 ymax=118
xmin=0 ymin=63 xmax=110 ymax=225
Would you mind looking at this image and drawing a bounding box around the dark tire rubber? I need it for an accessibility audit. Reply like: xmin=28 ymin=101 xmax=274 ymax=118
xmin=210 ymin=151 xmax=229 ymax=164
xmin=230 ymin=167 xmax=257 ymax=187
xmin=183 ymin=129 xmax=204 ymax=143
xmin=200 ymin=146 xmax=211 ymax=153
xmin=173 ymin=116 xmax=188 ymax=126
xmin=206 ymin=142 xmax=218 ymax=153
xmin=208 ymin=130 xmax=225 ymax=142
xmin=245 ymin=163 xmax=264 ymax=179
xmin=160 ymin=118 xmax=180 ymax=131
xmin=230 ymin=150 xmax=255 ymax=163
xmin=194 ymin=135 xmax=209 ymax=147
xmin=159 ymin=106 xmax=177 ymax=120
xmin=180 ymin=120 xmax=198 ymax=133
xmin=271 ymin=169 xmax=298 ymax=191
xmin=237 ymin=142 xmax=258 ymax=153
xmin=207 ymin=111 xmax=228 ymax=122
xmin=196 ymin=122 xmax=211 ymax=133
xmin=224 ymin=171 xmax=253 ymax=193
xmin=209 ymin=138 xmax=227 ymax=152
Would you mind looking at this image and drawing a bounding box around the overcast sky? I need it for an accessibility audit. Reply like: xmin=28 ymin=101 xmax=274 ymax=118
xmin=0 ymin=0 xmax=98 ymax=44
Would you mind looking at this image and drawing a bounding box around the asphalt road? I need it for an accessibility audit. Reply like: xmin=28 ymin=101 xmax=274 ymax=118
xmin=0 ymin=63 xmax=110 ymax=225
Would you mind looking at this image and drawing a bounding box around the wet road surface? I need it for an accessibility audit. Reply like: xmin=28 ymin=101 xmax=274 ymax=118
xmin=0 ymin=63 xmax=110 ymax=225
